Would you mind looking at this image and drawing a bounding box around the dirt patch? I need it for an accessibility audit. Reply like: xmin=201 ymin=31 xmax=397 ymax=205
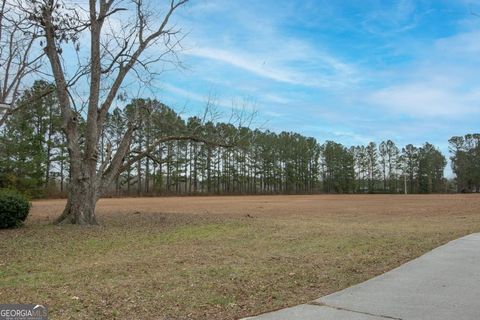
xmin=30 ymin=194 xmax=480 ymax=222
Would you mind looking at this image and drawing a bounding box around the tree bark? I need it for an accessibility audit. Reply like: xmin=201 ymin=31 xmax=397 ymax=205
xmin=55 ymin=175 xmax=99 ymax=225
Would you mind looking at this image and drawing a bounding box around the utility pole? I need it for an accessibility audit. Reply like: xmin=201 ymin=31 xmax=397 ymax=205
xmin=404 ymin=174 xmax=407 ymax=195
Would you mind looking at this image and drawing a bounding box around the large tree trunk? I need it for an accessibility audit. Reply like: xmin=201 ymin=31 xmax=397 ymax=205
xmin=56 ymin=175 xmax=99 ymax=225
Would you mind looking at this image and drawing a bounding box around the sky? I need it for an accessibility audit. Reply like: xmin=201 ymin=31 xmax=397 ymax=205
xmin=142 ymin=0 xmax=480 ymax=162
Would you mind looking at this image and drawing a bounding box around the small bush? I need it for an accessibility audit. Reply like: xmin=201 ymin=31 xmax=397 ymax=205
xmin=0 ymin=189 xmax=31 ymax=229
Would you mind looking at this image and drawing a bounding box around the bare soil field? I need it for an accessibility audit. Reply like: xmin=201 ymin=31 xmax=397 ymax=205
xmin=1 ymin=194 xmax=480 ymax=319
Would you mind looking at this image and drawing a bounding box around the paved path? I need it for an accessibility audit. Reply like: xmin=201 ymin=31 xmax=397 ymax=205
xmin=244 ymin=233 xmax=480 ymax=320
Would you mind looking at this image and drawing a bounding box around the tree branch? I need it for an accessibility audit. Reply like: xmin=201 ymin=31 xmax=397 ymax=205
xmin=118 ymin=135 xmax=234 ymax=174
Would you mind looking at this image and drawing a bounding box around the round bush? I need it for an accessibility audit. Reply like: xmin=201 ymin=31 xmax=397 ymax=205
xmin=0 ymin=189 xmax=31 ymax=229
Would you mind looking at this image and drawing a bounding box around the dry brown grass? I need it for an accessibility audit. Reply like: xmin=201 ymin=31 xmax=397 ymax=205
xmin=1 ymin=194 xmax=480 ymax=319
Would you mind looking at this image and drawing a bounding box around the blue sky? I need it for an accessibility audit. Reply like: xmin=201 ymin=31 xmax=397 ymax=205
xmin=116 ymin=0 xmax=479 ymax=166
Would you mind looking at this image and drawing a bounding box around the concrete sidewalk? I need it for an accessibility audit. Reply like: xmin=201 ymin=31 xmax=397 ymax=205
xmin=244 ymin=233 xmax=480 ymax=320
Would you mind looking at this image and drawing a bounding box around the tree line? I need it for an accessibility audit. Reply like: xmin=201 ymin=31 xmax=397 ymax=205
xmin=449 ymin=134 xmax=480 ymax=192
xmin=2 ymin=0 xmax=477 ymax=225
xmin=2 ymin=81 xmax=478 ymax=197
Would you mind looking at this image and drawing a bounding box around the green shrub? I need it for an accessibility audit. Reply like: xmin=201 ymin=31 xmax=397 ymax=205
xmin=0 ymin=189 xmax=31 ymax=229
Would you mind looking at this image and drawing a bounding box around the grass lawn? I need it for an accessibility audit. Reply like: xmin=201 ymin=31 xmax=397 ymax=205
xmin=1 ymin=194 xmax=480 ymax=319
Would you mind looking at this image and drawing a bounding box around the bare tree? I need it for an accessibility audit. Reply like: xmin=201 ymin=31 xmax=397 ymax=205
xmin=0 ymin=0 xmax=44 ymax=126
xmin=16 ymin=0 xmax=234 ymax=225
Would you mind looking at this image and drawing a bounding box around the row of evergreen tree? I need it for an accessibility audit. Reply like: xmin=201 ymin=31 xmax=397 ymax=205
xmin=0 ymin=81 xmax=478 ymax=196
xmin=449 ymin=134 xmax=480 ymax=193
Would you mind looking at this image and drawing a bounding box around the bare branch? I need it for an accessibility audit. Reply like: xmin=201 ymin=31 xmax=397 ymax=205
xmin=0 ymin=85 xmax=55 ymax=127
xmin=97 ymin=0 xmax=189 ymax=123
xmin=0 ymin=2 xmax=43 ymax=115
xmin=118 ymin=134 xmax=234 ymax=175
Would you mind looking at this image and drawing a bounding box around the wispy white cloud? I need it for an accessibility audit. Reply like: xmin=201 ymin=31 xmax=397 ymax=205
xmin=160 ymin=83 xmax=206 ymax=103
xmin=365 ymin=28 xmax=480 ymax=118
xmin=187 ymin=47 xmax=300 ymax=85
xmin=361 ymin=0 xmax=420 ymax=36
xmin=367 ymin=82 xmax=480 ymax=117
xmin=160 ymin=83 xmax=261 ymax=116
xmin=434 ymin=30 xmax=480 ymax=57
xmin=262 ymin=93 xmax=291 ymax=105
xmin=179 ymin=0 xmax=361 ymax=90
xmin=160 ymin=83 xmax=230 ymax=109
xmin=186 ymin=46 xmax=358 ymax=89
